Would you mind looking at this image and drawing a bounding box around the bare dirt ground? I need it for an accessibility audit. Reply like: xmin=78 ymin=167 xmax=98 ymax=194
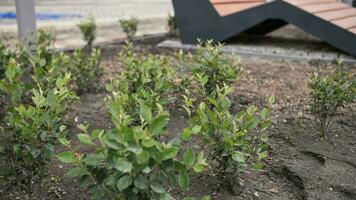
xmin=1 ymin=35 xmax=355 ymax=200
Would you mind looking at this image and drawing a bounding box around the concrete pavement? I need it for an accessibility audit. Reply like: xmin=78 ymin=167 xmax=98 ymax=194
xmin=0 ymin=0 xmax=173 ymax=48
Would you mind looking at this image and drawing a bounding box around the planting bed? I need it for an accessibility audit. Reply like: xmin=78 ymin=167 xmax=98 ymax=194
xmin=1 ymin=41 xmax=355 ymax=200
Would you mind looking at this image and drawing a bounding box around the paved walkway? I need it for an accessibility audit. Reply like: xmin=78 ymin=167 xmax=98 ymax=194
xmin=0 ymin=0 xmax=173 ymax=48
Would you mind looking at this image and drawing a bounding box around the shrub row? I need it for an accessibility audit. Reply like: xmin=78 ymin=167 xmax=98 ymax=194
xmin=1 ymin=31 xmax=355 ymax=199
xmin=77 ymin=14 xmax=179 ymax=47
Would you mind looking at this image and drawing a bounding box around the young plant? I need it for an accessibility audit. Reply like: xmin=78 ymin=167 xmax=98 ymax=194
xmin=68 ymin=48 xmax=102 ymax=93
xmin=36 ymin=28 xmax=56 ymax=48
xmin=183 ymin=84 xmax=273 ymax=180
xmin=119 ymin=17 xmax=139 ymax=41
xmin=77 ymin=17 xmax=97 ymax=47
xmin=308 ymin=67 xmax=355 ymax=138
xmin=0 ymin=59 xmax=77 ymax=192
xmin=190 ymin=40 xmax=242 ymax=95
xmin=0 ymin=41 xmax=15 ymax=79
xmin=167 ymin=14 xmax=178 ymax=36
xmin=58 ymin=98 xmax=207 ymax=200
xmin=105 ymin=43 xmax=174 ymax=121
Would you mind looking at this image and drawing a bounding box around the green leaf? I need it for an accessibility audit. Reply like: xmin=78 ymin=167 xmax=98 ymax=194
xmin=247 ymin=105 xmax=257 ymax=115
xmin=57 ymin=151 xmax=77 ymax=163
xmin=83 ymin=153 xmax=105 ymax=166
xmin=79 ymin=175 xmax=93 ymax=187
xmin=77 ymin=134 xmax=94 ymax=145
xmin=91 ymin=129 xmax=104 ymax=139
xmin=128 ymin=145 xmax=143 ymax=154
xmin=261 ymin=108 xmax=270 ymax=120
xmin=150 ymin=181 xmax=165 ymax=194
xmin=39 ymin=58 xmax=46 ymax=67
xmin=178 ymin=172 xmax=190 ymax=190
xmin=142 ymin=138 xmax=156 ymax=148
xmin=168 ymin=137 xmax=181 ymax=146
xmin=134 ymin=174 xmax=148 ymax=190
xmin=197 ymin=151 xmax=205 ymax=162
xmin=117 ymin=175 xmax=133 ymax=191
xmin=258 ymin=151 xmax=268 ymax=160
xmin=59 ymin=137 xmax=71 ymax=147
xmin=268 ymin=96 xmax=275 ymax=104
xmin=182 ymin=128 xmax=192 ymax=141
xmin=201 ymin=196 xmax=211 ymax=200
xmin=192 ymin=126 xmax=201 ymax=134
xmin=137 ymin=151 xmax=150 ymax=164
xmin=66 ymin=167 xmax=85 ymax=177
xmin=193 ymin=163 xmax=206 ymax=173
xmin=148 ymin=115 xmax=169 ymax=135
xmin=247 ymin=115 xmax=260 ymax=130
xmin=77 ymin=124 xmax=89 ymax=133
xmin=162 ymin=146 xmax=179 ymax=160
xmin=174 ymin=160 xmax=187 ymax=172
xmin=232 ymin=152 xmax=245 ymax=163
xmin=183 ymin=149 xmax=196 ymax=168
xmin=115 ymin=159 xmax=133 ymax=173
xmin=252 ymin=162 xmax=264 ymax=170
xmin=140 ymin=103 xmax=152 ymax=122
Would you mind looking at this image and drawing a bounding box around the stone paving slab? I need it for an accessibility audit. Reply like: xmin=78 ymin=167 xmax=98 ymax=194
xmin=158 ymin=39 xmax=356 ymax=64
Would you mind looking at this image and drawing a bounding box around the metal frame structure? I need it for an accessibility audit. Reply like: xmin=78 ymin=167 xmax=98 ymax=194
xmin=173 ymin=0 xmax=356 ymax=57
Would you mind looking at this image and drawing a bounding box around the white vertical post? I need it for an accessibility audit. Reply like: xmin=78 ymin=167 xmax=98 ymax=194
xmin=15 ymin=0 xmax=37 ymax=41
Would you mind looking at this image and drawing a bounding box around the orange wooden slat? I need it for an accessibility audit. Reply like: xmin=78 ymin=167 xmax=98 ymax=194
xmin=213 ymin=2 xmax=265 ymax=16
xmin=211 ymin=0 xmax=264 ymax=4
xmin=285 ymin=0 xmax=337 ymax=6
xmin=316 ymin=8 xmax=356 ymax=21
xmin=333 ymin=16 xmax=356 ymax=29
xmin=301 ymin=2 xmax=349 ymax=13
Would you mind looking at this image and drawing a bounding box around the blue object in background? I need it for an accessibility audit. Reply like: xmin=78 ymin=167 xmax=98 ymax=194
xmin=0 ymin=12 xmax=82 ymax=20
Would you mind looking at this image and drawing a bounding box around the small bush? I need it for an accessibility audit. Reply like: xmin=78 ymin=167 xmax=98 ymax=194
xmin=188 ymin=40 xmax=242 ymax=95
xmin=36 ymin=28 xmax=56 ymax=48
xmin=167 ymin=14 xmax=178 ymax=36
xmin=0 ymin=41 xmax=15 ymax=79
xmin=58 ymin=95 xmax=207 ymax=200
xmin=77 ymin=17 xmax=97 ymax=47
xmin=68 ymin=48 xmax=102 ymax=93
xmin=0 ymin=59 xmax=77 ymax=191
xmin=183 ymin=84 xmax=273 ymax=188
xmin=119 ymin=17 xmax=139 ymax=41
xmin=308 ymin=67 xmax=355 ymax=137
xmin=2 ymin=28 xmax=102 ymax=95
xmin=105 ymin=43 xmax=174 ymax=122
xmin=0 ymin=29 xmax=78 ymax=192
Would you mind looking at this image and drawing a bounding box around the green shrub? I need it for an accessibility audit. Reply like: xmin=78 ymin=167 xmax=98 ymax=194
xmin=0 ymin=41 xmax=15 ymax=79
xmin=105 ymin=43 xmax=174 ymax=122
xmin=183 ymin=84 xmax=273 ymax=179
xmin=308 ymin=67 xmax=355 ymax=137
xmin=58 ymin=97 xmax=207 ymax=200
xmin=0 ymin=59 xmax=77 ymax=191
xmin=77 ymin=17 xmax=97 ymax=47
xmin=21 ymin=28 xmax=57 ymax=89
xmin=68 ymin=48 xmax=102 ymax=93
xmin=1 ymin=28 xmax=102 ymax=96
xmin=190 ymin=40 xmax=242 ymax=95
xmin=167 ymin=14 xmax=178 ymax=36
xmin=0 ymin=29 xmax=78 ymax=192
xmin=36 ymin=28 xmax=56 ymax=48
xmin=119 ymin=17 xmax=139 ymax=41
